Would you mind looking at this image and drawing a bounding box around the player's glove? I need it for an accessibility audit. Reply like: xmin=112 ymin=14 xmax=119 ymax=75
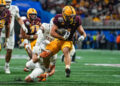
xmin=62 ymin=30 xmax=70 ymax=40
xmin=78 ymin=35 xmax=85 ymax=41
xmin=21 ymin=24 xmax=28 ymax=33
xmin=56 ymin=29 xmax=70 ymax=40
xmin=38 ymin=78 xmax=46 ymax=82
xmin=37 ymin=73 xmax=49 ymax=79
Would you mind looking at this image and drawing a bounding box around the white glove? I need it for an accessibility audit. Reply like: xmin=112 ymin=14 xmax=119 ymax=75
xmin=62 ymin=31 xmax=70 ymax=40
xmin=78 ymin=35 xmax=85 ymax=41
xmin=21 ymin=24 xmax=28 ymax=33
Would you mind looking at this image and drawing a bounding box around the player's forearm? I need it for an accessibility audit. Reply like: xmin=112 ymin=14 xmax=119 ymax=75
xmin=24 ymin=34 xmax=38 ymax=40
xmin=5 ymin=25 xmax=10 ymax=38
xmin=17 ymin=18 xmax=28 ymax=33
xmin=50 ymin=31 xmax=63 ymax=40
xmin=77 ymin=25 xmax=86 ymax=38
xmin=48 ymin=65 xmax=55 ymax=76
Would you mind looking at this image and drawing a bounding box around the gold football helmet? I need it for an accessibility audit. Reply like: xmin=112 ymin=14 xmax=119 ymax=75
xmin=27 ymin=8 xmax=37 ymax=20
xmin=62 ymin=6 xmax=76 ymax=24
xmin=0 ymin=0 xmax=6 ymax=6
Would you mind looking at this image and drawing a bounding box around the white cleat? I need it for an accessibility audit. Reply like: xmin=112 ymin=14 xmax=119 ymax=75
xmin=5 ymin=66 xmax=11 ymax=74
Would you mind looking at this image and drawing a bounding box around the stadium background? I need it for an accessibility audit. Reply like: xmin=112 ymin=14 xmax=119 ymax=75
xmin=1 ymin=0 xmax=120 ymax=50
xmin=0 ymin=0 xmax=120 ymax=86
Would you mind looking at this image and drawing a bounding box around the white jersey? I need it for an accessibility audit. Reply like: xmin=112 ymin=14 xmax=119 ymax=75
xmin=5 ymin=5 xmax=20 ymax=49
xmin=9 ymin=5 xmax=20 ymax=35
xmin=33 ymin=23 xmax=57 ymax=66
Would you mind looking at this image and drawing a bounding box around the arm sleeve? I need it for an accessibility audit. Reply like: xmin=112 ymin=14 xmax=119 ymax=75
xmin=76 ymin=16 xmax=82 ymax=27
xmin=35 ymin=29 xmax=44 ymax=46
xmin=15 ymin=6 xmax=20 ymax=19
xmin=41 ymin=23 xmax=50 ymax=34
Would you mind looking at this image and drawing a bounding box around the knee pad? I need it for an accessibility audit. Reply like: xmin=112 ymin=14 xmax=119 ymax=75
xmin=39 ymin=51 xmax=51 ymax=58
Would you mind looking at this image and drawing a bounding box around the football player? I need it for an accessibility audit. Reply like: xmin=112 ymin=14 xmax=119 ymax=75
xmin=4 ymin=0 xmax=28 ymax=74
xmin=24 ymin=21 xmax=57 ymax=82
xmin=0 ymin=0 xmax=10 ymax=43
xmin=0 ymin=0 xmax=11 ymax=51
xmin=20 ymin=8 xmax=41 ymax=59
xmin=31 ymin=6 xmax=86 ymax=77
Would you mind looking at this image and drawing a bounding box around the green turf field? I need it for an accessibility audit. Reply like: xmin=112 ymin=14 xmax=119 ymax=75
xmin=0 ymin=48 xmax=120 ymax=86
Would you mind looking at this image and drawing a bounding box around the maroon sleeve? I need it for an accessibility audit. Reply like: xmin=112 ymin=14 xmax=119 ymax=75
xmin=76 ymin=16 xmax=82 ymax=27
xmin=53 ymin=14 xmax=62 ymax=26
xmin=37 ymin=18 xmax=41 ymax=23
xmin=35 ymin=18 xmax=41 ymax=26
xmin=5 ymin=10 xmax=11 ymax=25
xmin=53 ymin=15 xmax=59 ymax=26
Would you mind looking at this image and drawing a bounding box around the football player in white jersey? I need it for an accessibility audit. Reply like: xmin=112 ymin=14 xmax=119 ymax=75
xmin=4 ymin=0 xmax=28 ymax=74
xmin=24 ymin=18 xmax=58 ymax=82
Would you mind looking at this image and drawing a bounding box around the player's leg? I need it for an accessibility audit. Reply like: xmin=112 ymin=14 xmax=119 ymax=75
xmin=61 ymin=41 xmax=73 ymax=77
xmin=70 ymin=45 xmax=76 ymax=62
xmin=25 ymin=67 xmax=44 ymax=82
xmin=62 ymin=47 xmax=71 ymax=77
xmin=5 ymin=34 xmax=15 ymax=74
xmin=24 ymin=43 xmax=32 ymax=59
xmin=32 ymin=39 xmax=61 ymax=63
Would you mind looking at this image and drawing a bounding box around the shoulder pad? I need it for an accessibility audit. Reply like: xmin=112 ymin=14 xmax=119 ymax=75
xmin=58 ymin=17 xmax=64 ymax=23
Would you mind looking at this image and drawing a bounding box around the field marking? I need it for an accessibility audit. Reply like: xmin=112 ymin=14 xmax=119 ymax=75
xmin=85 ymin=63 xmax=120 ymax=67
xmin=0 ymin=55 xmax=82 ymax=59
xmin=0 ymin=66 xmax=120 ymax=72
xmin=0 ymin=81 xmax=120 ymax=84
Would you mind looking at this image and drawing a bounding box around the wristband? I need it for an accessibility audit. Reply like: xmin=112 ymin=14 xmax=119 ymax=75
xmin=30 ymin=35 xmax=34 ymax=39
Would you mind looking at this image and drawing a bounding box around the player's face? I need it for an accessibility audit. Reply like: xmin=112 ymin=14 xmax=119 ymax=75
xmin=29 ymin=14 xmax=37 ymax=20
xmin=6 ymin=1 xmax=11 ymax=8
xmin=64 ymin=14 xmax=75 ymax=24
xmin=0 ymin=5 xmax=5 ymax=12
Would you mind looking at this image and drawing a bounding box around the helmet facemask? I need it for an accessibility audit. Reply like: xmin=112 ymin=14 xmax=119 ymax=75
xmin=62 ymin=6 xmax=76 ymax=24
xmin=5 ymin=0 xmax=11 ymax=9
xmin=63 ymin=14 xmax=76 ymax=24
xmin=29 ymin=14 xmax=37 ymax=20
xmin=27 ymin=8 xmax=37 ymax=21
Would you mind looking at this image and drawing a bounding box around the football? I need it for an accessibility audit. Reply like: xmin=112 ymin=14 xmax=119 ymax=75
xmin=56 ymin=29 xmax=68 ymax=36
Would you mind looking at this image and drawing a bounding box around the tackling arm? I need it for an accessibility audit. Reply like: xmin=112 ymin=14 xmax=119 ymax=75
xmin=48 ymin=65 xmax=55 ymax=76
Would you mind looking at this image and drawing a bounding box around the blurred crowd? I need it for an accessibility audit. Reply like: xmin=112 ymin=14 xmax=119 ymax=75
xmin=75 ymin=31 xmax=120 ymax=50
xmin=10 ymin=0 xmax=120 ymax=50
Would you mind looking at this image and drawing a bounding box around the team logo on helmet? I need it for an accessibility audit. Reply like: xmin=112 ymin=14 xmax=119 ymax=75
xmin=0 ymin=0 xmax=6 ymax=6
xmin=62 ymin=6 xmax=76 ymax=24
xmin=5 ymin=0 xmax=12 ymax=8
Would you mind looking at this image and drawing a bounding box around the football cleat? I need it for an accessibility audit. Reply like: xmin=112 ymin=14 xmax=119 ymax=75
xmin=65 ymin=68 xmax=71 ymax=78
xmin=5 ymin=65 xmax=11 ymax=74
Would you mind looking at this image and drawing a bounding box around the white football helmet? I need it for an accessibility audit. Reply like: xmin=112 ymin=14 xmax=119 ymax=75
xmin=5 ymin=0 xmax=12 ymax=8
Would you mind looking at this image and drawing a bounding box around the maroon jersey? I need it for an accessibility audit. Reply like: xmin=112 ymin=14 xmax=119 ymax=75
xmin=24 ymin=17 xmax=41 ymax=35
xmin=53 ymin=14 xmax=82 ymax=41
xmin=0 ymin=9 xmax=11 ymax=36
